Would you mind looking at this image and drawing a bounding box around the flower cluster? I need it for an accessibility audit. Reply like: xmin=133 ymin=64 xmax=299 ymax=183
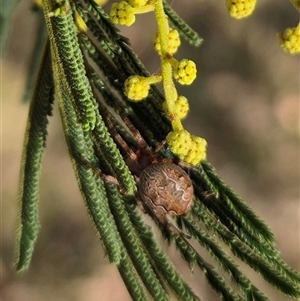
xmin=225 ymin=0 xmax=299 ymax=55
xmin=109 ymin=0 xmax=207 ymax=165
xmin=163 ymin=96 xmax=189 ymax=121
xmin=225 ymin=0 xmax=257 ymax=19
xmin=110 ymin=1 xmax=135 ymax=26
xmin=274 ymin=1 xmax=300 ymax=55
xmin=277 ymin=23 xmax=300 ymax=55
xmin=109 ymin=1 xmax=154 ymax=26
xmin=124 ymin=74 xmax=161 ymax=101
xmin=172 ymin=58 xmax=197 ymax=85
xmin=153 ymin=29 xmax=181 ymax=55
xmin=166 ymin=130 xmax=207 ymax=165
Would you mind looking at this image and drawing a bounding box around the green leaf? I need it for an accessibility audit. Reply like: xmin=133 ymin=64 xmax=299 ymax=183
xmin=16 ymin=41 xmax=54 ymax=271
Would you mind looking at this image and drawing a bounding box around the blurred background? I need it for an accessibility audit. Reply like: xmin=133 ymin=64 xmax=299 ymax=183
xmin=1 ymin=0 xmax=299 ymax=300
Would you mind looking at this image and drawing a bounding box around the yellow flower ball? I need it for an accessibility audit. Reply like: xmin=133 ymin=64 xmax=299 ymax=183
xmin=278 ymin=23 xmax=300 ymax=54
xmin=166 ymin=130 xmax=207 ymax=165
xmin=174 ymin=96 xmax=189 ymax=119
xmin=168 ymin=29 xmax=181 ymax=54
xmin=166 ymin=130 xmax=192 ymax=159
xmin=124 ymin=75 xmax=150 ymax=101
xmin=226 ymin=0 xmax=256 ymax=19
xmin=153 ymin=29 xmax=181 ymax=55
xmin=162 ymin=96 xmax=189 ymax=122
xmin=185 ymin=136 xmax=207 ymax=165
xmin=173 ymin=59 xmax=197 ymax=85
xmin=110 ymin=1 xmax=135 ymax=26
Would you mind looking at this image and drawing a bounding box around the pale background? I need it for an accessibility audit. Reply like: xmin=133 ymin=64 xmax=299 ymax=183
xmin=1 ymin=0 xmax=299 ymax=300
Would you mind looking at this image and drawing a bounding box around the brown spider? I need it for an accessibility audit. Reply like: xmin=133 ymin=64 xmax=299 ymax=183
xmin=100 ymin=112 xmax=194 ymax=234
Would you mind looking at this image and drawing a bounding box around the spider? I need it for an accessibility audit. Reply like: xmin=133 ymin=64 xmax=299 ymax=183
xmin=95 ymin=109 xmax=195 ymax=234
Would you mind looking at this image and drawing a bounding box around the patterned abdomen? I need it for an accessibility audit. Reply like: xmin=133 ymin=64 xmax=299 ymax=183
xmin=138 ymin=163 xmax=194 ymax=217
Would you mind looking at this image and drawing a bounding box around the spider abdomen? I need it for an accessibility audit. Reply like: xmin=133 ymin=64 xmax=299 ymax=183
xmin=138 ymin=163 xmax=194 ymax=219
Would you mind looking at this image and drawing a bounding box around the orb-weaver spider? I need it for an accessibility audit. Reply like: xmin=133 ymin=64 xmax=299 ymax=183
xmin=88 ymin=107 xmax=195 ymax=235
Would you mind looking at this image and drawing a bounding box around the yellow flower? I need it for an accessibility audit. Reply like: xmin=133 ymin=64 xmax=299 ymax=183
xmin=278 ymin=23 xmax=300 ymax=54
xmin=124 ymin=74 xmax=162 ymax=101
xmin=226 ymin=0 xmax=256 ymax=19
xmin=166 ymin=130 xmax=207 ymax=165
xmin=124 ymin=75 xmax=150 ymax=101
xmin=153 ymin=29 xmax=181 ymax=55
xmin=110 ymin=1 xmax=135 ymax=26
xmin=174 ymin=96 xmax=189 ymax=119
xmin=173 ymin=59 xmax=197 ymax=85
xmin=166 ymin=130 xmax=192 ymax=159
xmin=185 ymin=136 xmax=207 ymax=165
xmin=163 ymin=96 xmax=189 ymax=122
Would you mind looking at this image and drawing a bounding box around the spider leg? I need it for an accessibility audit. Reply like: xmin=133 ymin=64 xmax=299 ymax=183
xmin=176 ymin=160 xmax=192 ymax=170
xmin=91 ymin=86 xmax=140 ymax=163
xmin=119 ymin=113 xmax=148 ymax=150
xmin=164 ymin=216 xmax=191 ymax=239
xmin=104 ymin=112 xmax=138 ymax=162
xmin=152 ymin=140 xmax=166 ymax=155
xmin=101 ymin=94 xmax=166 ymax=159
xmin=120 ymin=115 xmax=174 ymax=166
xmin=143 ymin=202 xmax=191 ymax=238
xmin=78 ymin=156 xmax=120 ymax=188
